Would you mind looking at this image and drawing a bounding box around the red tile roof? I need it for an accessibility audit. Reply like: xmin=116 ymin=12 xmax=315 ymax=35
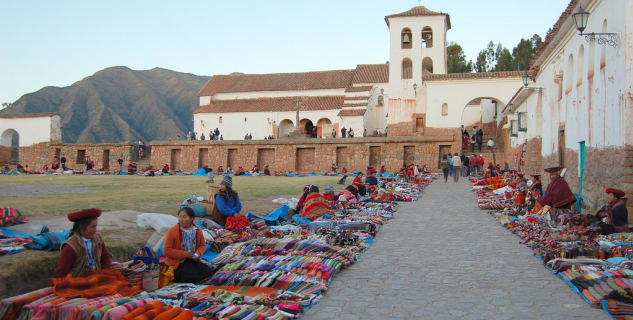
xmin=344 ymin=85 xmax=373 ymax=93
xmin=0 ymin=112 xmax=62 ymax=119
xmin=423 ymin=71 xmax=524 ymax=81
xmin=194 ymin=96 xmax=344 ymax=114
xmin=352 ymin=64 xmax=389 ymax=84
xmin=197 ymin=70 xmax=355 ymax=97
xmin=530 ymin=0 xmax=578 ymax=77
xmin=385 ymin=6 xmax=451 ymax=29
xmin=344 ymin=96 xmax=370 ymax=101
xmin=338 ymin=109 xmax=366 ymax=117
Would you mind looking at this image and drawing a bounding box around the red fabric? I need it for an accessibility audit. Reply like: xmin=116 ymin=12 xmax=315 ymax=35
xmin=537 ymin=176 xmax=576 ymax=208
xmin=352 ymin=176 xmax=362 ymax=185
xmin=53 ymin=241 xmax=112 ymax=278
xmin=67 ymin=208 xmax=102 ymax=222
xmin=154 ymin=307 xmax=183 ymax=320
xmin=52 ymin=269 xmax=141 ymax=298
xmin=225 ymin=214 xmax=249 ymax=230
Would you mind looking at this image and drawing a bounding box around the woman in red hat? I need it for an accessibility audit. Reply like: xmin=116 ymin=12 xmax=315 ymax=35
xmin=597 ymin=188 xmax=629 ymax=233
xmin=54 ymin=208 xmax=112 ymax=278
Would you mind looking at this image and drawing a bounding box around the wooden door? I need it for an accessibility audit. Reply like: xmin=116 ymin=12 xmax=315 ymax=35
xmin=102 ymin=150 xmax=110 ymax=169
xmin=170 ymin=149 xmax=181 ymax=170
xmin=369 ymin=146 xmax=381 ymax=167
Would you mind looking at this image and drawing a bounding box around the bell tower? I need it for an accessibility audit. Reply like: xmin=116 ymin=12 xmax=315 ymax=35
xmin=385 ymin=6 xmax=451 ymax=99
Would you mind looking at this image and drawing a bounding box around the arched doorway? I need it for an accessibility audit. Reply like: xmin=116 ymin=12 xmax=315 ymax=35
xmin=1 ymin=129 xmax=19 ymax=164
xmin=278 ymin=119 xmax=294 ymax=138
xmin=460 ymin=97 xmax=505 ymax=137
xmin=300 ymin=119 xmax=315 ymax=137
xmin=316 ymin=118 xmax=332 ymax=138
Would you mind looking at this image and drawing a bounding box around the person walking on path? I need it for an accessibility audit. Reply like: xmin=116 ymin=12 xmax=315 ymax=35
xmin=440 ymin=154 xmax=450 ymax=182
xmin=452 ymin=153 xmax=461 ymax=182
xmin=476 ymin=129 xmax=484 ymax=152
xmin=448 ymin=153 xmax=454 ymax=177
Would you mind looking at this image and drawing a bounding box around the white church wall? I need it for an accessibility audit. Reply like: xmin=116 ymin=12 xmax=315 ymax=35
xmin=462 ymin=105 xmax=481 ymax=127
xmin=0 ymin=115 xmax=58 ymax=147
xmin=424 ymin=78 xmax=522 ymax=128
xmin=209 ymin=89 xmax=345 ymax=101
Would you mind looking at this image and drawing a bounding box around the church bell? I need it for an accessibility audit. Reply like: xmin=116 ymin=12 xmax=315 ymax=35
xmin=402 ymin=34 xmax=411 ymax=43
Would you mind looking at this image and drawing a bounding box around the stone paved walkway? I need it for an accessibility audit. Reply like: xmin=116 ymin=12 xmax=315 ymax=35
xmin=304 ymin=180 xmax=608 ymax=320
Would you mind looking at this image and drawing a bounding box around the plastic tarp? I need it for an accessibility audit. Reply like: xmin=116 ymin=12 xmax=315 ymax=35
xmin=0 ymin=226 xmax=70 ymax=251
xmin=194 ymin=168 xmax=207 ymax=176
xmin=137 ymin=213 xmax=178 ymax=233
xmin=246 ymin=205 xmax=289 ymax=226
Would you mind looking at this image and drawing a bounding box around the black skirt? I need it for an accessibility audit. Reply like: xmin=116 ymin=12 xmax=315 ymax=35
xmin=174 ymin=258 xmax=216 ymax=283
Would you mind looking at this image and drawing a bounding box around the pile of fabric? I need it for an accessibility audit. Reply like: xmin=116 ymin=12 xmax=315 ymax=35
xmin=1 ymin=179 xmax=429 ymax=319
xmin=0 ymin=207 xmax=28 ymax=227
xmin=0 ymin=229 xmax=32 ymax=255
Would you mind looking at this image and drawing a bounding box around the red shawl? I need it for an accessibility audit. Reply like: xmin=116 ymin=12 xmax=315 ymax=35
xmin=301 ymin=193 xmax=332 ymax=220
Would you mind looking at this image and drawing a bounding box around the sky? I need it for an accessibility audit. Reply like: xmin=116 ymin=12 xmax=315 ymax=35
xmin=0 ymin=0 xmax=570 ymax=104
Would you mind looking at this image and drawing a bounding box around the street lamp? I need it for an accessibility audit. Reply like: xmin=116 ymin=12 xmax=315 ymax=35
xmin=413 ymin=83 xmax=418 ymax=95
xmin=572 ymin=5 xmax=617 ymax=47
xmin=522 ymin=72 xmax=530 ymax=88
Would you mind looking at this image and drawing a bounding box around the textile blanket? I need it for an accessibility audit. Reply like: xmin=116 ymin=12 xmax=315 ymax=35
xmin=52 ymin=269 xmax=142 ymax=298
xmin=245 ymin=205 xmax=289 ymax=226
xmin=0 ymin=207 xmax=29 ymax=227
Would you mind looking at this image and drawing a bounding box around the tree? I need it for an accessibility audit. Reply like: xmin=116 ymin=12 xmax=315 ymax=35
xmin=475 ymin=50 xmax=489 ymax=72
xmin=0 ymin=102 xmax=11 ymax=110
xmin=495 ymin=48 xmax=515 ymax=71
xmin=447 ymin=42 xmax=473 ymax=73
xmin=512 ymin=34 xmax=544 ymax=70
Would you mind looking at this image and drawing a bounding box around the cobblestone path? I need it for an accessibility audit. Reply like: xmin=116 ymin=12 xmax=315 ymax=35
xmin=304 ymin=180 xmax=608 ymax=320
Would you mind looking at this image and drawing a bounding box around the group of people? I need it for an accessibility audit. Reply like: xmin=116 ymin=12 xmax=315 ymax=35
xmin=462 ymin=125 xmax=484 ymax=152
xmin=188 ymin=128 xmax=223 ymax=141
xmin=440 ymin=153 xmax=488 ymax=182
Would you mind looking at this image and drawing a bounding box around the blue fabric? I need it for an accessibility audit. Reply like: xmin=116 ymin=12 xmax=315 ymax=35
xmin=26 ymin=229 xmax=70 ymax=251
xmin=0 ymin=227 xmax=33 ymax=239
xmin=214 ymin=193 xmax=242 ymax=216
xmin=83 ymin=238 xmax=96 ymax=270
xmin=573 ymin=193 xmax=583 ymax=214
xmin=246 ymin=205 xmax=289 ymax=226
xmin=201 ymin=244 xmax=218 ymax=262
xmin=366 ymin=176 xmax=378 ymax=186
xmin=292 ymin=214 xmax=312 ymax=224
xmin=194 ymin=168 xmax=207 ymax=176
xmin=612 ymin=203 xmax=629 ymax=227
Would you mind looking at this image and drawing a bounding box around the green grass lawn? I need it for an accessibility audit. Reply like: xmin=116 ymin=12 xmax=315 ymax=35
xmin=0 ymin=175 xmax=340 ymax=217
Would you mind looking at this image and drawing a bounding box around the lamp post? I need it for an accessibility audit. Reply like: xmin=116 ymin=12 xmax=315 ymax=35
xmin=413 ymin=83 xmax=418 ymax=95
xmin=572 ymin=5 xmax=618 ymax=47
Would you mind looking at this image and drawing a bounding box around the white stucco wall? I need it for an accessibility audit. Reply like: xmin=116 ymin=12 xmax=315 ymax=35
xmin=522 ymin=0 xmax=632 ymax=156
xmin=194 ymin=110 xmax=342 ymax=140
xmin=0 ymin=115 xmax=60 ymax=147
xmin=424 ymin=78 xmax=523 ymax=128
xmin=206 ymin=89 xmax=345 ymax=102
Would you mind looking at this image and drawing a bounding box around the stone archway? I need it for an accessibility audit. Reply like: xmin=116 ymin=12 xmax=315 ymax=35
xmin=300 ymin=119 xmax=315 ymax=138
xmin=1 ymin=129 xmax=19 ymax=164
xmin=316 ymin=118 xmax=333 ymax=138
xmin=278 ymin=119 xmax=295 ymax=138
xmin=460 ymin=97 xmax=505 ymax=136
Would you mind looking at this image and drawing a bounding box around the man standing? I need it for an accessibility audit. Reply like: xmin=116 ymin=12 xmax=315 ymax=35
xmin=332 ymin=128 xmax=336 ymax=138
xmin=463 ymin=154 xmax=470 ymax=176
xmin=452 ymin=153 xmax=461 ymax=182
xmin=349 ymin=128 xmax=355 ymax=138
xmin=341 ymin=127 xmax=347 ymax=138
xmin=476 ymin=129 xmax=483 ymax=152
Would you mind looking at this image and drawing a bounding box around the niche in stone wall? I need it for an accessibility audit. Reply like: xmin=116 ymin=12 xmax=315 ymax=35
xmin=295 ymin=147 xmax=315 ymax=172
xmin=257 ymin=148 xmax=275 ymax=169
xmin=198 ymin=148 xmax=209 ymax=168
xmin=369 ymin=146 xmax=381 ymax=167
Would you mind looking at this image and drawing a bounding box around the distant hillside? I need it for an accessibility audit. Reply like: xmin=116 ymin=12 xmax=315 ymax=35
xmin=1 ymin=66 xmax=209 ymax=143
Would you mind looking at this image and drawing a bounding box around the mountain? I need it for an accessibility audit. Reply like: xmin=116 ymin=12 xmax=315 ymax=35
xmin=1 ymin=66 xmax=209 ymax=143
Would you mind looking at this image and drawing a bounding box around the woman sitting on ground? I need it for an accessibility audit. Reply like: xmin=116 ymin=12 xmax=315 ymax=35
xmin=263 ymin=165 xmax=271 ymax=176
xmin=54 ymin=209 xmax=112 ymax=278
xmin=164 ymin=207 xmax=215 ymax=283
xmin=296 ymin=185 xmax=312 ymax=214
xmin=301 ymin=186 xmax=333 ymax=220
xmin=597 ymin=188 xmax=629 ymax=233
xmin=211 ymin=176 xmax=249 ymax=230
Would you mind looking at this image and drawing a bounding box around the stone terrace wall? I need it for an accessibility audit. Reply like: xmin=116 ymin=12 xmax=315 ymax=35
xmin=19 ymin=143 xmax=136 ymax=171
xmin=150 ymin=136 xmax=459 ymax=173
xmin=0 ymin=146 xmax=10 ymax=166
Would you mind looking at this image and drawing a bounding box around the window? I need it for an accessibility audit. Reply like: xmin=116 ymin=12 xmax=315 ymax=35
xmin=401 ymin=58 xmax=412 ymax=79
xmin=518 ymin=112 xmax=527 ymax=131
xmin=422 ymin=57 xmax=433 ymax=74
xmin=510 ymin=120 xmax=518 ymax=137
xmin=377 ymin=95 xmax=384 ymax=106
xmin=441 ymin=103 xmax=448 ymax=116
xmin=219 ymin=116 xmax=222 ymax=124
xmin=401 ymin=28 xmax=412 ymax=49
xmin=421 ymin=27 xmax=433 ymax=48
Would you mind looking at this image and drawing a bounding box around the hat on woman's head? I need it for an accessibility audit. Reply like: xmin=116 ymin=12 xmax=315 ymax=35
xmin=68 ymin=208 xmax=102 ymax=222
xmin=303 ymin=184 xmax=313 ymax=192
xmin=221 ymin=175 xmax=233 ymax=188
xmin=606 ymin=188 xmax=625 ymax=198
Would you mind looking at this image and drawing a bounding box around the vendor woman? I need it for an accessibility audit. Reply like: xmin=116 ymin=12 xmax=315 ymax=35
xmin=597 ymin=188 xmax=629 ymax=233
xmin=211 ymin=176 xmax=248 ymax=230
xmin=537 ymin=167 xmax=576 ymax=210
xmin=164 ymin=207 xmax=215 ymax=283
xmin=54 ymin=208 xmax=112 ymax=278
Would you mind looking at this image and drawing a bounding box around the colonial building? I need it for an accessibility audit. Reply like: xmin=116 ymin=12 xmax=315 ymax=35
xmin=503 ymin=0 xmax=633 ymax=210
xmin=194 ymin=6 xmax=524 ymax=141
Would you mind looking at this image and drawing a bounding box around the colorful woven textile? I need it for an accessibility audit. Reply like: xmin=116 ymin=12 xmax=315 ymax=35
xmin=52 ymin=270 xmax=142 ymax=298
xmin=0 ymin=207 xmax=28 ymax=227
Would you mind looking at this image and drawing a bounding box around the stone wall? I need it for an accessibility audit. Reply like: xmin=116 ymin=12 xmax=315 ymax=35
xmin=0 ymin=146 xmax=10 ymax=166
xmin=19 ymin=143 xmax=137 ymax=171
xmin=503 ymin=135 xmax=542 ymax=175
xmin=150 ymin=136 xmax=459 ymax=173
xmin=386 ymin=121 xmax=414 ymax=137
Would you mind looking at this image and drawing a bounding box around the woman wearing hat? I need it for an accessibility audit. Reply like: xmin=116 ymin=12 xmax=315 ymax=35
xmin=211 ymin=176 xmax=248 ymax=230
xmin=53 ymin=208 xmax=112 ymax=278
xmin=164 ymin=206 xmax=215 ymax=283
xmin=597 ymin=188 xmax=629 ymax=233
